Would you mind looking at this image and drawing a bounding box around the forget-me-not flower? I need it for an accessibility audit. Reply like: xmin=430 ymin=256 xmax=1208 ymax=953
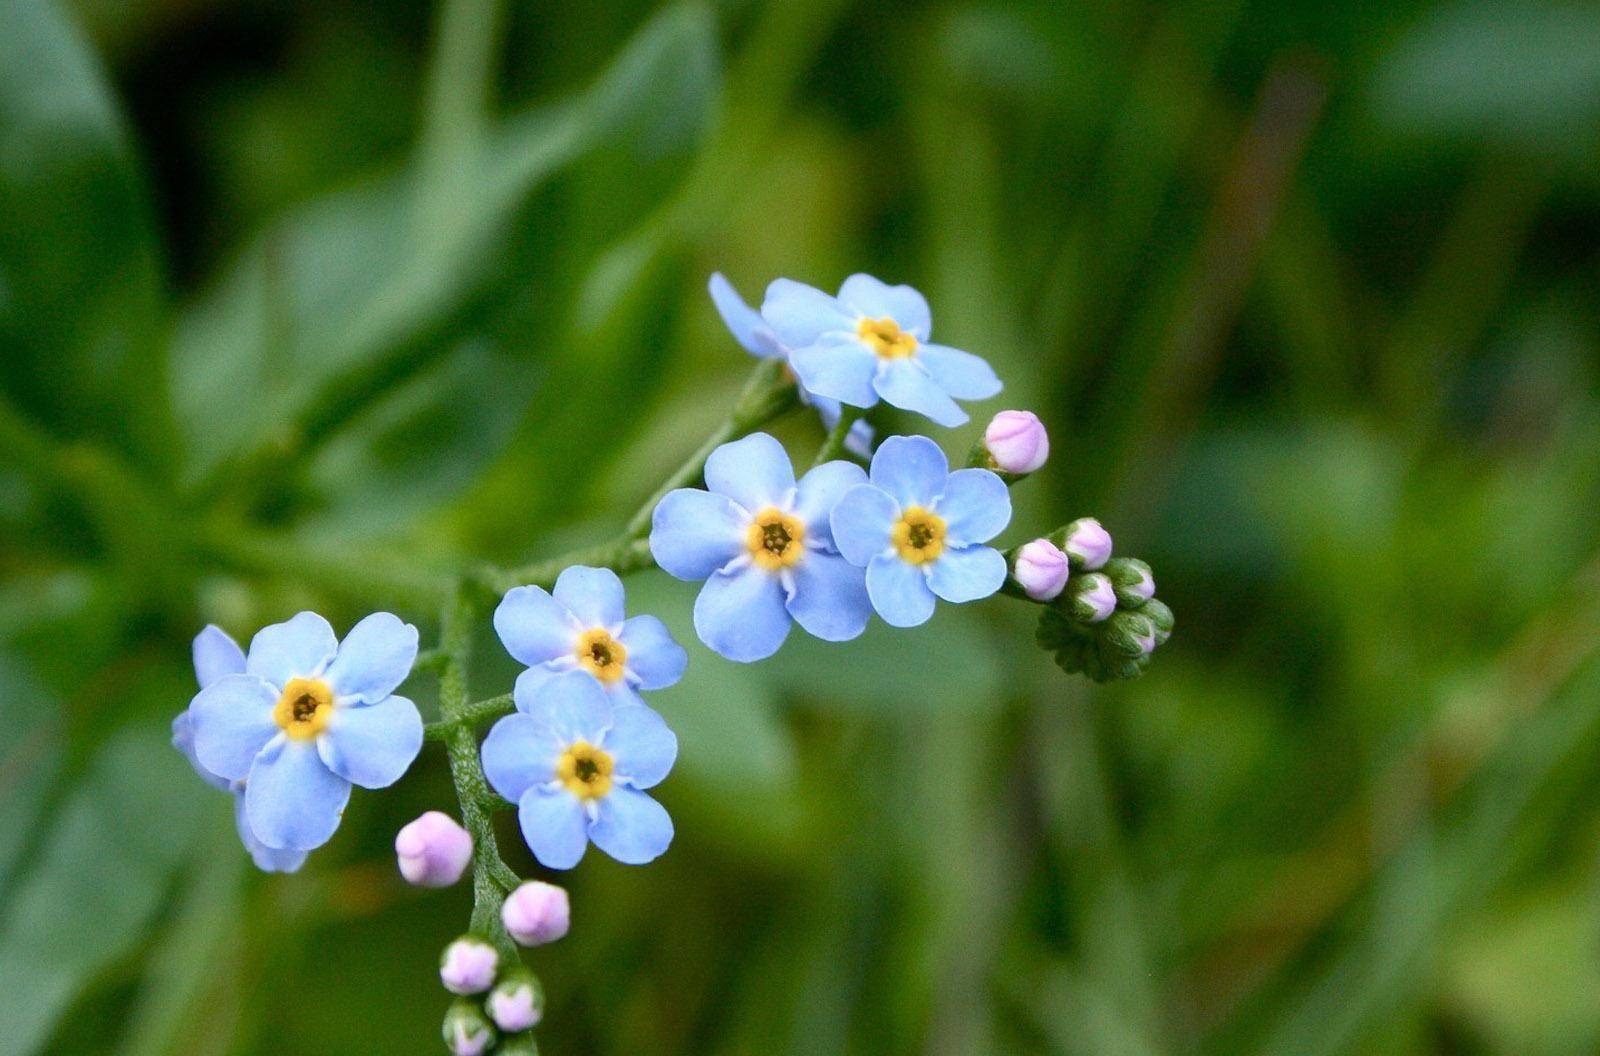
xmin=495 ymin=566 xmax=687 ymax=713
xmin=481 ymin=669 xmax=677 ymax=869
xmin=650 ymin=432 xmax=873 ymax=662
xmin=710 ymin=272 xmax=873 ymax=455
xmin=760 ymin=273 xmax=1001 ymax=427
xmin=830 ymin=435 xmax=1012 ymax=627
xmin=188 ymin=611 xmax=423 ymax=852
xmin=172 ymin=626 xmax=307 ymax=872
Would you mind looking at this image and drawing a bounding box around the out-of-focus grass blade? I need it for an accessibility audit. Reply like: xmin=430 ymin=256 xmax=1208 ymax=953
xmin=0 ymin=728 xmax=205 ymax=1056
xmin=0 ymin=0 xmax=167 ymax=465
xmin=0 ymin=653 xmax=62 ymax=901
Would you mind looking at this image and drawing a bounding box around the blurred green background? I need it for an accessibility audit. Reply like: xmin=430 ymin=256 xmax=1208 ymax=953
xmin=3 ymin=0 xmax=1600 ymax=1053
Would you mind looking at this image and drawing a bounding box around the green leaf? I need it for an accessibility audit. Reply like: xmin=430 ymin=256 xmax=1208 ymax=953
xmin=0 ymin=651 xmax=62 ymax=898
xmin=0 ymin=728 xmax=206 ymax=1056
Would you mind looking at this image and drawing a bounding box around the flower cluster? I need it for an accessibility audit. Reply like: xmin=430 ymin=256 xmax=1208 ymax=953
xmin=168 ymin=270 xmax=1171 ymax=1054
xmin=1027 ymin=519 xmax=1175 ymax=681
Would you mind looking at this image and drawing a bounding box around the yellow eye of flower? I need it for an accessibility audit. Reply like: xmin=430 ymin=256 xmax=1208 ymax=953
xmin=857 ymin=317 xmax=918 ymax=359
xmin=574 ymin=628 xmax=627 ymax=684
xmin=557 ymin=741 xmax=614 ymax=800
xmin=891 ymin=506 xmax=947 ymax=565
xmin=746 ymin=507 xmax=806 ymax=570
xmin=273 ymin=677 xmax=334 ymax=740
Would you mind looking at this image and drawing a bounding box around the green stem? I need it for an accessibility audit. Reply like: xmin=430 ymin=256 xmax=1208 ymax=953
xmin=425 ymin=692 xmax=514 ymax=741
xmin=811 ymin=404 xmax=865 ymax=468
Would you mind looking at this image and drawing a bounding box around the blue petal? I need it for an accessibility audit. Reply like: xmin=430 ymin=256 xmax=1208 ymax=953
xmin=866 ymin=554 xmax=938 ymax=627
xmin=323 ymin=612 xmax=418 ymax=704
xmin=836 ymin=274 xmax=931 ymax=338
xmin=918 ymin=342 xmax=1001 ymax=400
xmin=317 ymin=694 xmax=423 ymax=789
xmin=789 ymin=340 xmax=878 ymax=408
xmin=709 ymin=273 xmax=782 ymax=358
xmin=518 ymin=787 xmax=589 ymax=870
xmin=553 ymin=566 xmax=627 ymax=628
xmin=616 ymin=614 xmax=686 ymax=690
xmin=192 ymin=626 xmax=246 ymax=690
xmin=650 ymin=489 xmax=747 ymax=581
xmin=481 ymin=713 xmax=563 ymax=801
xmin=172 ymin=711 xmax=231 ymax=792
xmin=874 ymin=359 xmax=967 ymax=427
xmin=792 ymin=460 xmax=868 ymax=546
xmin=246 ymin=612 xmax=337 ymax=687
xmin=604 ymin=703 xmax=677 ymax=789
xmin=760 ymin=277 xmax=855 ymax=348
xmin=190 ymin=674 xmax=280 ymax=782
xmin=588 ymin=788 xmax=673 ymax=865
xmin=927 ymin=545 xmax=1008 ymax=603
xmin=786 ymin=550 xmax=872 ymax=642
xmin=704 ymin=433 xmax=795 ymax=512
xmin=245 ymin=738 xmax=351 ymax=851
xmin=494 ymin=585 xmax=580 ymax=667
xmin=936 ymin=468 xmax=1012 ymax=546
xmin=829 ymin=483 xmax=899 ymax=567
xmin=233 ymin=795 xmax=306 ymax=872
xmin=693 ymin=565 xmax=792 ymax=662
xmin=869 ymin=435 xmax=949 ymax=509
xmin=515 ymin=668 xmax=613 ymax=744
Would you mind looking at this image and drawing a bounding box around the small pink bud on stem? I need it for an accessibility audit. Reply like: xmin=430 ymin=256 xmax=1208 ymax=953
xmin=395 ymin=811 xmax=472 ymax=888
xmin=983 ymin=410 xmax=1050 ymax=474
xmin=1013 ymin=539 xmax=1070 ymax=601
xmin=502 ymin=880 xmax=570 ymax=947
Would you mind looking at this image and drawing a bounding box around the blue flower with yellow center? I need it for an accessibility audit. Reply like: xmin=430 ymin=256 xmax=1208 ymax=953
xmin=495 ymin=566 xmax=687 ymax=713
xmin=186 ymin=611 xmax=423 ymax=852
xmin=830 ymin=435 xmax=1012 ymax=627
xmin=481 ymin=669 xmax=677 ymax=869
xmin=649 ymin=432 xmax=873 ymax=662
xmin=759 ymin=273 xmax=1001 ymax=428
xmin=710 ymin=272 xmax=874 ymax=455
xmin=172 ymin=626 xmax=307 ymax=872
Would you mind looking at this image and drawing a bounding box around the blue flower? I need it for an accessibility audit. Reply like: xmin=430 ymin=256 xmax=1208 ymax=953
xmin=172 ymin=627 xmax=307 ymax=872
xmin=650 ymin=432 xmax=873 ymax=662
xmin=760 ymin=273 xmax=1001 ymax=428
xmin=495 ymin=566 xmax=688 ymax=712
xmin=710 ymin=272 xmax=874 ymax=455
xmin=481 ymin=669 xmax=676 ymax=869
xmin=830 ymin=435 xmax=1012 ymax=627
xmin=187 ymin=611 xmax=423 ymax=852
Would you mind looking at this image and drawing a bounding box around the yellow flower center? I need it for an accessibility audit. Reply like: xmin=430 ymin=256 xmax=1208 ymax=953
xmin=557 ymin=741 xmax=614 ymax=800
xmin=891 ymin=506 xmax=947 ymax=565
xmin=574 ymin=628 xmax=627 ymax=684
xmin=858 ymin=317 xmax=918 ymax=359
xmin=746 ymin=507 xmax=806 ymax=570
xmin=273 ymin=677 xmax=334 ymax=741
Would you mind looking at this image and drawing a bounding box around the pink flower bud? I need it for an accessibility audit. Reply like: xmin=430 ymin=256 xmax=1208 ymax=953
xmin=443 ymin=1000 xmax=496 ymax=1056
xmin=1071 ymin=574 xmax=1117 ymax=623
xmin=440 ymin=936 xmax=499 ymax=995
xmin=488 ymin=970 xmax=544 ymax=1032
xmin=1061 ymin=518 xmax=1113 ymax=570
xmin=501 ymin=880 xmax=570 ymax=947
xmin=1013 ymin=539 xmax=1070 ymax=601
xmin=984 ymin=410 xmax=1050 ymax=474
xmin=395 ymin=811 xmax=473 ymax=888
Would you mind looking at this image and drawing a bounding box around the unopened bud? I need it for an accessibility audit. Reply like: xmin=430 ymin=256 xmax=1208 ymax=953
xmin=1013 ymin=539 xmax=1070 ymax=601
xmin=440 ymin=936 xmax=499 ymax=995
xmin=442 ymin=999 xmax=497 ymax=1056
xmin=396 ymin=811 xmax=473 ymax=888
xmin=1059 ymin=518 xmax=1113 ymax=570
xmin=497 ymin=1034 xmax=539 ymax=1056
xmin=1103 ymin=558 xmax=1155 ymax=608
xmin=1142 ymin=598 xmax=1175 ymax=645
xmin=501 ymin=881 xmax=570 ymax=947
xmin=1067 ymin=574 xmax=1116 ymax=623
xmin=1105 ymin=612 xmax=1158 ymax=658
xmin=983 ymin=410 xmax=1049 ymax=474
xmin=488 ymin=969 xmax=545 ymax=1033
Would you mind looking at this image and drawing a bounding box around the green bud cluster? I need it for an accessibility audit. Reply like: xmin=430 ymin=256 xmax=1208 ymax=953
xmin=1036 ymin=555 xmax=1174 ymax=683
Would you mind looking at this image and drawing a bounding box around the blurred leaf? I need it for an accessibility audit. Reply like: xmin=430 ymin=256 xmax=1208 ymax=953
xmin=0 ymin=728 xmax=205 ymax=1056
xmin=0 ymin=652 xmax=62 ymax=898
xmin=0 ymin=0 xmax=166 ymax=461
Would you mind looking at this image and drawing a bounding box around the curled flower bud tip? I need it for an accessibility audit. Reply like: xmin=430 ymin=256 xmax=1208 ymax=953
xmin=502 ymin=880 xmax=570 ymax=947
xmin=443 ymin=1000 xmax=497 ymax=1056
xmin=1061 ymin=518 xmax=1113 ymax=570
xmin=1013 ymin=539 xmax=1070 ymax=601
xmin=1070 ymin=573 xmax=1117 ymax=624
xmin=488 ymin=969 xmax=545 ymax=1032
xmin=440 ymin=936 xmax=499 ymax=995
xmin=984 ymin=410 xmax=1049 ymax=474
xmin=395 ymin=811 xmax=472 ymax=888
